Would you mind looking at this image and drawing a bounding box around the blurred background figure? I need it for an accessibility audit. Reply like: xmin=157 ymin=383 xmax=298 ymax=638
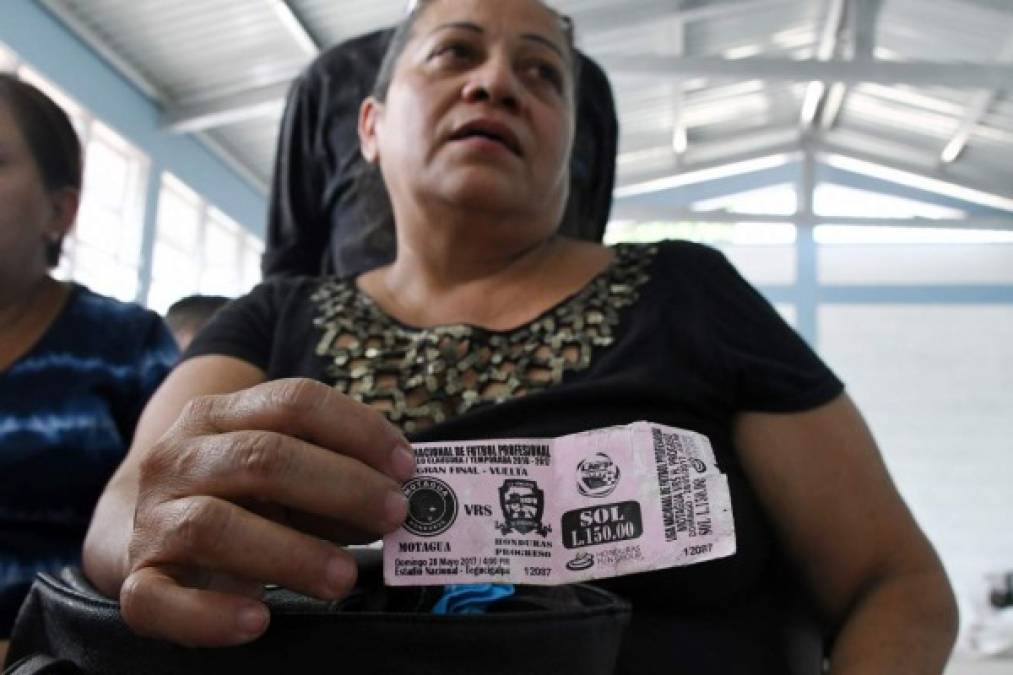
xmin=0 ymin=73 xmax=177 ymax=648
xmin=958 ymin=572 xmax=1013 ymax=659
xmin=164 ymin=294 xmax=231 ymax=351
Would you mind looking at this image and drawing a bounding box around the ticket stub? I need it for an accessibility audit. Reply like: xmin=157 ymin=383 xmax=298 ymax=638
xmin=383 ymin=421 xmax=735 ymax=586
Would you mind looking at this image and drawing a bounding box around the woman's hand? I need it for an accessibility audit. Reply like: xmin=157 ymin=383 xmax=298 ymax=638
xmin=84 ymin=358 xmax=414 ymax=647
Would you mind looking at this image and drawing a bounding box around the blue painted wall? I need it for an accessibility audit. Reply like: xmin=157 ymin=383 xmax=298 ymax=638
xmin=0 ymin=0 xmax=266 ymax=237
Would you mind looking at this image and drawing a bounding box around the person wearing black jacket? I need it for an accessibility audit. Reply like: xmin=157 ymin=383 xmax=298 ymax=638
xmin=79 ymin=1 xmax=957 ymax=672
xmin=263 ymin=26 xmax=618 ymax=278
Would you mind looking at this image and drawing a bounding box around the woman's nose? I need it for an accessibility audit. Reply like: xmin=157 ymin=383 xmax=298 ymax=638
xmin=461 ymin=55 xmax=520 ymax=111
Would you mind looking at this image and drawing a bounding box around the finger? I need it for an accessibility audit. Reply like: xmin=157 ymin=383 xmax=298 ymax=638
xmin=162 ymin=565 xmax=266 ymax=599
xmin=205 ymin=575 xmax=265 ymax=598
xmin=287 ymin=511 xmax=380 ymax=545
xmin=135 ymin=496 xmax=359 ymax=601
xmin=176 ymin=379 xmax=415 ymax=482
xmin=147 ymin=430 xmax=409 ymax=536
xmin=120 ymin=566 xmax=270 ymax=647
xmin=243 ymin=500 xmax=378 ymax=546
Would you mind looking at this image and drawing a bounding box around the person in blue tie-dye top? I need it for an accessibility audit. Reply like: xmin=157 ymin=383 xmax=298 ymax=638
xmin=0 ymin=73 xmax=178 ymax=647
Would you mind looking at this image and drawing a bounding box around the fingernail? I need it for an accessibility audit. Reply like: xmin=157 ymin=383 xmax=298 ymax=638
xmin=236 ymin=605 xmax=268 ymax=637
xmin=386 ymin=489 xmax=409 ymax=525
xmin=327 ymin=557 xmax=353 ymax=594
xmin=390 ymin=443 xmax=416 ymax=482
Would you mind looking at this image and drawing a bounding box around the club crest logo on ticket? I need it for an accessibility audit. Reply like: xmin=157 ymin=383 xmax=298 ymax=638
xmin=383 ymin=421 xmax=736 ymax=586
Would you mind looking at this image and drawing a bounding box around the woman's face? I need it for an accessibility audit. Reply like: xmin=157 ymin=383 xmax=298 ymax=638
xmin=0 ymin=102 xmax=69 ymax=281
xmin=361 ymin=0 xmax=577 ymax=228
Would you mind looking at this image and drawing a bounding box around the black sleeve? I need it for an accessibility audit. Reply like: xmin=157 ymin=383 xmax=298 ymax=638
xmin=182 ymin=280 xmax=289 ymax=371
xmin=687 ymin=244 xmax=844 ymax=413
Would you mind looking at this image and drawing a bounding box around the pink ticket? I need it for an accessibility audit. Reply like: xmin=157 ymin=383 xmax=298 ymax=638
xmin=383 ymin=421 xmax=736 ymax=586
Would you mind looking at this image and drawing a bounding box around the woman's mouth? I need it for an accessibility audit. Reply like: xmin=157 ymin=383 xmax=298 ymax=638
xmin=448 ymin=120 xmax=523 ymax=156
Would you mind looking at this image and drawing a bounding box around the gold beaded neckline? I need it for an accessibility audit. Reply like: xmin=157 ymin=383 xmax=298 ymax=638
xmin=311 ymin=244 xmax=656 ymax=432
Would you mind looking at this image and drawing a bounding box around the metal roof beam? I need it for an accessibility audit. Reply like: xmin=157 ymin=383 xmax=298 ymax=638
xmin=607 ymin=208 xmax=1013 ymax=232
xmin=816 ymin=142 xmax=1013 ymax=210
xmin=164 ymin=51 xmax=996 ymax=136
xmin=616 ymin=138 xmax=1013 ymax=213
xmin=573 ymin=0 xmax=795 ymax=34
xmin=800 ymin=0 xmax=848 ymax=129
xmin=614 ymin=163 xmax=799 ymax=214
xmin=677 ymin=0 xmax=797 ymax=24
xmin=603 ymin=55 xmax=1013 ymax=89
xmin=266 ymin=0 xmax=320 ymax=57
xmin=620 ymin=125 xmax=796 ymax=158
xmin=681 ymin=127 xmax=802 ymax=166
xmin=939 ymin=35 xmax=1013 ymax=164
xmin=851 ymin=0 xmax=882 ymax=59
xmin=670 ymin=18 xmax=688 ymax=159
xmin=818 ymin=81 xmax=848 ymax=131
xmin=819 ymin=0 xmax=884 ymax=131
xmin=615 ymin=144 xmax=802 ymax=198
xmin=940 ymin=92 xmax=998 ymax=164
xmin=619 ymin=126 xmax=801 ymax=176
xmin=163 ymin=81 xmax=290 ymax=134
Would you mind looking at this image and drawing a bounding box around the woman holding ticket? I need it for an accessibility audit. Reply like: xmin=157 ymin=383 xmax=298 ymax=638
xmin=80 ymin=0 xmax=956 ymax=672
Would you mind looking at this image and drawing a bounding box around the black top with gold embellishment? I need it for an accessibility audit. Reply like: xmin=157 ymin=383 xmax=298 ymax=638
xmin=185 ymin=240 xmax=844 ymax=674
xmin=310 ymin=244 xmax=654 ymax=432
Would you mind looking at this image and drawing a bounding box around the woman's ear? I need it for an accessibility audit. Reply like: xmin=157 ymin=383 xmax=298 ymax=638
xmin=47 ymin=187 xmax=79 ymax=239
xmin=358 ymin=96 xmax=383 ymax=165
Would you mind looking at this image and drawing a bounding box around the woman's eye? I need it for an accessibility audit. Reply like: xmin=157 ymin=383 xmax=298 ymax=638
xmin=432 ymin=42 xmax=477 ymax=63
xmin=526 ymin=62 xmax=564 ymax=91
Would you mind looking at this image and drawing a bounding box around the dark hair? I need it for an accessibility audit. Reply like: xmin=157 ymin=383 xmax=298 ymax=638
xmin=371 ymin=0 xmax=581 ymax=102
xmin=0 ymin=73 xmax=83 ymax=267
xmin=165 ymin=294 xmax=231 ymax=335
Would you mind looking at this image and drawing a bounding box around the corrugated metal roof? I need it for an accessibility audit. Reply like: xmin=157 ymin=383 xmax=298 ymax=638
xmin=48 ymin=0 xmax=313 ymax=104
xmin=290 ymin=0 xmax=405 ymax=45
xmin=206 ymin=114 xmax=285 ymax=188
xmin=34 ymin=0 xmax=1013 ymax=203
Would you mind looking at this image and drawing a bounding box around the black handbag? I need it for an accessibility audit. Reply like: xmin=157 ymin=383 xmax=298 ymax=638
xmin=5 ymin=553 xmax=631 ymax=675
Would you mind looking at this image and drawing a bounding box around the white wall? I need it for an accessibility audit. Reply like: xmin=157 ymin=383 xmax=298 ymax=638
xmin=819 ymin=304 xmax=1013 ymax=601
